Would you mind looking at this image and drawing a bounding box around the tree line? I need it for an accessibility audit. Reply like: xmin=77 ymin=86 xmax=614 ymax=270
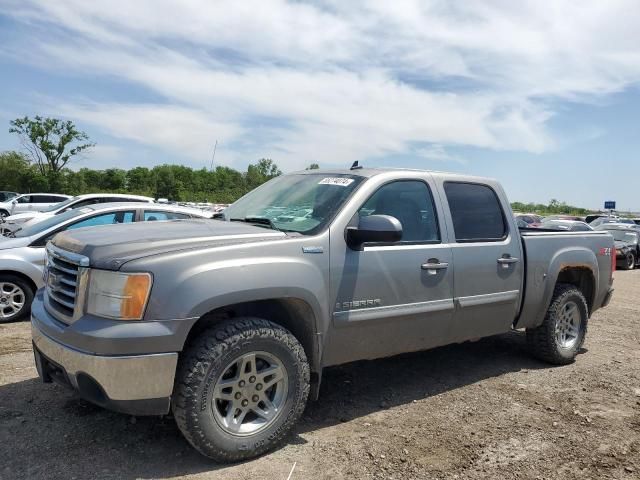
xmin=0 ymin=151 xmax=285 ymax=203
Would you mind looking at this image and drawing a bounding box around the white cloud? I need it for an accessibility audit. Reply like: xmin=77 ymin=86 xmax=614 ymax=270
xmin=2 ymin=0 xmax=640 ymax=170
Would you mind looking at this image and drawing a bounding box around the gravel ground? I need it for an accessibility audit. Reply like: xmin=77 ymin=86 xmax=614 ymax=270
xmin=1 ymin=272 xmax=639 ymax=480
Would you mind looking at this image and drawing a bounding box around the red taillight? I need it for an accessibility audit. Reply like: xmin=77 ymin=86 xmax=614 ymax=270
xmin=611 ymin=247 xmax=616 ymax=279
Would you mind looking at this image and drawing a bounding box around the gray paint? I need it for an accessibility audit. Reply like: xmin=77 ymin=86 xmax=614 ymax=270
xmin=31 ymin=168 xmax=615 ymax=407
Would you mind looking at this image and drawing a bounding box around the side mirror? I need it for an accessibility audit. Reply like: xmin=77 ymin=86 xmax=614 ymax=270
xmin=346 ymin=214 xmax=402 ymax=249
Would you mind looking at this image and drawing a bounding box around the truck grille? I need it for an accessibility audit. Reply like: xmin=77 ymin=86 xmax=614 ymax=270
xmin=44 ymin=244 xmax=90 ymax=324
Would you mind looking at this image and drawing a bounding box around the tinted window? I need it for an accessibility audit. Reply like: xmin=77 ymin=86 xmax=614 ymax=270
xmin=444 ymin=182 xmax=506 ymax=242
xmin=69 ymin=199 xmax=101 ymax=209
xmin=16 ymin=195 xmax=31 ymax=204
xmin=144 ymin=211 xmax=190 ymax=221
xmin=66 ymin=211 xmax=135 ymax=230
xmin=359 ymin=181 xmax=439 ymax=242
xmin=31 ymin=195 xmax=52 ymax=203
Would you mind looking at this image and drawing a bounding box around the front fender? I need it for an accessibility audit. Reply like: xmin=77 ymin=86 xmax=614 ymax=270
xmin=0 ymin=250 xmax=45 ymax=289
xmin=139 ymin=254 xmax=328 ymax=331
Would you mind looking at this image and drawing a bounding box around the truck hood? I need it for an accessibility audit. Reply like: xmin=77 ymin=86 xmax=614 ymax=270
xmin=51 ymin=219 xmax=288 ymax=270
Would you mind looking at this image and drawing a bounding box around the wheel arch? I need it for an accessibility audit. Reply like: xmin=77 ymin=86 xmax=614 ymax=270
xmin=0 ymin=269 xmax=38 ymax=295
xmin=182 ymin=296 xmax=322 ymax=386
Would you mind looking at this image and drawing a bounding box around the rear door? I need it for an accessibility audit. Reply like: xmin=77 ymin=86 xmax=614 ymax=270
xmin=438 ymin=179 xmax=524 ymax=339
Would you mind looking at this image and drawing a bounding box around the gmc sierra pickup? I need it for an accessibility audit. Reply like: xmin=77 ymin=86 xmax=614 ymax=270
xmin=30 ymin=168 xmax=615 ymax=462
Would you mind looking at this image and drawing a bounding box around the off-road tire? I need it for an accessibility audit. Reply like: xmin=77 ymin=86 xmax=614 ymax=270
xmin=526 ymin=283 xmax=588 ymax=365
xmin=172 ymin=317 xmax=310 ymax=462
xmin=0 ymin=274 xmax=34 ymax=323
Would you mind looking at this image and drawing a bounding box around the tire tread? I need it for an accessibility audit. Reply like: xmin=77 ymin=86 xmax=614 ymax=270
xmin=526 ymin=283 xmax=588 ymax=365
xmin=172 ymin=317 xmax=309 ymax=462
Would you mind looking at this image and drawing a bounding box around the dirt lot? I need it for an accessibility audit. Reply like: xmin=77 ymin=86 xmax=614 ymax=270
xmin=1 ymin=273 xmax=639 ymax=480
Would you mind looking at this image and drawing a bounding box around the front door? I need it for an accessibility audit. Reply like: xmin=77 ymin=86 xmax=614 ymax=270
xmin=323 ymin=177 xmax=455 ymax=366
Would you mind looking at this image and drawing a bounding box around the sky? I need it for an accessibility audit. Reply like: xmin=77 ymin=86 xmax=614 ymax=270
xmin=1 ymin=0 xmax=640 ymax=210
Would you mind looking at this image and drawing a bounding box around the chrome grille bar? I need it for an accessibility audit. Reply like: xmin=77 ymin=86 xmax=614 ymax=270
xmin=44 ymin=243 xmax=90 ymax=324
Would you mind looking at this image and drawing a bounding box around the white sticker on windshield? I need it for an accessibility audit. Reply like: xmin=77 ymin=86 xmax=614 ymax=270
xmin=318 ymin=177 xmax=354 ymax=187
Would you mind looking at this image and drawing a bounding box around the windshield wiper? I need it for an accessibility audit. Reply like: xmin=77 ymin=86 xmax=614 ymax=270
xmin=230 ymin=216 xmax=281 ymax=231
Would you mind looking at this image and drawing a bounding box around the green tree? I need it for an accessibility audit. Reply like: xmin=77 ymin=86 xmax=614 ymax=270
xmin=0 ymin=151 xmax=31 ymax=191
xmin=306 ymin=163 xmax=320 ymax=170
xmin=9 ymin=116 xmax=94 ymax=190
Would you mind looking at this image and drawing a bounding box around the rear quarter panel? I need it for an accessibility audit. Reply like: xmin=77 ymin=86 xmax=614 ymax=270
xmin=515 ymin=230 xmax=613 ymax=329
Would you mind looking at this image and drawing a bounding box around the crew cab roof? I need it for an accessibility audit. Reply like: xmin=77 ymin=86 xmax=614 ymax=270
xmin=292 ymin=167 xmax=496 ymax=184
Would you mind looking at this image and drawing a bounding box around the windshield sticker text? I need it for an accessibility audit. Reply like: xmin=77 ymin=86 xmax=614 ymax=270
xmin=319 ymin=177 xmax=355 ymax=187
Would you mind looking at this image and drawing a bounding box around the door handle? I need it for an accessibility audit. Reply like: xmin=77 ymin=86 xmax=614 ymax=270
xmin=497 ymin=256 xmax=519 ymax=267
xmin=421 ymin=261 xmax=449 ymax=275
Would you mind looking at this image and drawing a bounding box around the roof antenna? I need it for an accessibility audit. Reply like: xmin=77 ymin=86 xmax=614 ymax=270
xmin=350 ymin=160 xmax=363 ymax=170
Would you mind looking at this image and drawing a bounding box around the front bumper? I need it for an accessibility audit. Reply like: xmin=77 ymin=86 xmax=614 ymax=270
xmin=32 ymin=313 xmax=178 ymax=416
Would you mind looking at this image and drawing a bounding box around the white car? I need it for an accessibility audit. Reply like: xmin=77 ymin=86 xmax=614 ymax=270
xmin=0 ymin=193 xmax=154 ymax=233
xmin=0 ymin=202 xmax=214 ymax=322
xmin=0 ymin=193 xmax=71 ymax=219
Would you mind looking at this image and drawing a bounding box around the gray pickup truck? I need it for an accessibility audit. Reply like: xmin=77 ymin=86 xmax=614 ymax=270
xmin=31 ymin=168 xmax=615 ymax=462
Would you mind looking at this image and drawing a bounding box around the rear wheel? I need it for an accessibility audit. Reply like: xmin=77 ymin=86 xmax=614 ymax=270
xmin=0 ymin=209 xmax=8 ymax=219
xmin=526 ymin=283 xmax=588 ymax=365
xmin=172 ymin=317 xmax=310 ymax=462
xmin=622 ymin=251 xmax=636 ymax=270
xmin=0 ymin=274 xmax=34 ymax=323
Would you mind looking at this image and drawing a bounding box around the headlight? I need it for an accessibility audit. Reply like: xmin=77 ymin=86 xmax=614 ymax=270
xmin=86 ymin=270 xmax=152 ymax=320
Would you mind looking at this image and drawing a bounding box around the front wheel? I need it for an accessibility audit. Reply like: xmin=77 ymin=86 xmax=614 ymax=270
xmin=172 ymin=317 xmax=310 ymax=462
xmin=0 ymin=274 xmax=34 ymax=323
xmin=526 ymin=283 xmax=588 ymax=365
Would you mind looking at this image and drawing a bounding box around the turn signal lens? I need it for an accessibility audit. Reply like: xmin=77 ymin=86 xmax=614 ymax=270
xmin=86 ymin=270 xmax=152 ymax=320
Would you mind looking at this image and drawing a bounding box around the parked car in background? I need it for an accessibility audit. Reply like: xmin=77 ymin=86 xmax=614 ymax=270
xmin=585 ymin=214 xmax=615 ymax=224
xmin=0 ymin=203 xmax=213 ymax=322
xmin=0 ymin=193 xmax=154 ymax=233
xmin=515 ymin=213 xmax=543 ymax=227
xmin=590 ymin=216 xmax=635 ymax=227
xmin=540 ymin=219 xmax=593 ymax=232
xmin=0 ymin=191 xmax=19 ymax=202
xmin=543 ymin=215 xmax=584 ymax=222
xmin=594 ymin=224 xmax=640 ymax=270
xmin=0 ymin=193 xmax=70 ymax=219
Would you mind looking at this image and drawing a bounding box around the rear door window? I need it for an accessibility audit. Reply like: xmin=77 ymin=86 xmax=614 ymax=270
xmin=444 ymin=182 xmax=507 ymax=242
xmin=143 ymin=210 xmax=191 ymax=221
xmin=66 ymin=211 xmax=136 ymax=230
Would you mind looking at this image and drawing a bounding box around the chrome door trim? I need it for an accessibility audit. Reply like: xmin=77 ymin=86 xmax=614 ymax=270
xmin=455 ymin=290 xmax=520 ymax=308
xmin=333 ymin=298 xmax=454 ymax=326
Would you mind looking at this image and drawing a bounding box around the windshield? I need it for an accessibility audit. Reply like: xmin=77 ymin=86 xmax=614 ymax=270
xmin=41 ymin=196 xmax=79 ymax=213
xmin=223 ymin=174 xmax=365 ymax=234
xmin=14 ymin=208 xmax=91 ymax=238
xmin=605 ymin=229 xmax=638 ymax=243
